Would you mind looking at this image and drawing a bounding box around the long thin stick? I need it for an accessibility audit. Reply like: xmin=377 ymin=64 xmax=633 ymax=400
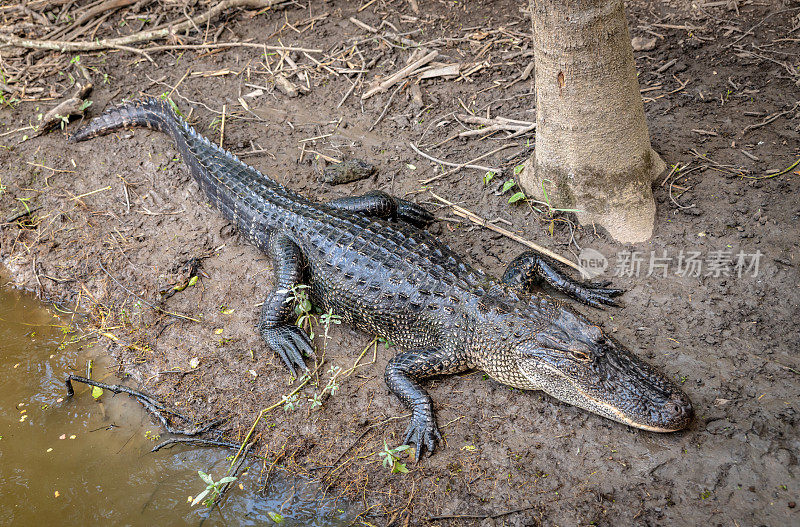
xmin=409 ymin=142 xmax=501 ymax=174
xmin=226 ymin=363 xmax=322 ymax=471
xmin=145 ymin=42 xmax=322 ymax=54
xmin=421 ymin=143 xmax=515 ymax=184
xmin=0 ymin=33 xmax=156 ymax=62
xmin=429 ymin=192 xmax=581 ymax=272
xmin=362 ymin=50 xmax=438 ymax=100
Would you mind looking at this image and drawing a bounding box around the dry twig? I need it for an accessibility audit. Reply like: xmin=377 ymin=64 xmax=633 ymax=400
xmin=362 ymin=50 xmax=438 ymax=100
xmin=428 ymin=192 xmax=582 ymax=272
xmin=409 ymin=142 xmax=501 ymax=174
xmin=457 ymin=114 xmax=535 ymax=138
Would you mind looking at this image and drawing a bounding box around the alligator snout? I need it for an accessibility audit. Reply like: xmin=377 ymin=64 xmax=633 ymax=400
xmin=657 ymin=391 xmax=694 ymax=431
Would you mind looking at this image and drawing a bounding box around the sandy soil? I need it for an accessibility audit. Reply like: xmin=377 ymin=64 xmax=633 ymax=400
xmin=1 ymin=1 xmax=798 ymax=525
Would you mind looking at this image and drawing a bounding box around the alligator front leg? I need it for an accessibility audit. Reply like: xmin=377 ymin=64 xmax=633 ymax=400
xmin=258 ymin=231 xmax=314 ymax=376
xmin=384 ymin=348 xmax=470 ymax=459
xmin=503 ymin=251 xmax=623 ymax=308
xmin=328 ymin=190 xmax=434 ymax=228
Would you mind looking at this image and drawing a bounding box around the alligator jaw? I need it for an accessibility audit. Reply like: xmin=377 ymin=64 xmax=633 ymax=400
xmin=571 ymin=384 xmax=694 ymax=432
xmin=516 ymin=317 xmax=694 ymax=432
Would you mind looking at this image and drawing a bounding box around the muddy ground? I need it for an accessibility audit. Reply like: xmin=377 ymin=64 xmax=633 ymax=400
xmin=1 ymin=0 xmax=799 ymax=525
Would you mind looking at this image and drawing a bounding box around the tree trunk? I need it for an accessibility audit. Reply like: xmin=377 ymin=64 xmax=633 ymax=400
xmin=521 ymin=0 xmax=665 ymax=243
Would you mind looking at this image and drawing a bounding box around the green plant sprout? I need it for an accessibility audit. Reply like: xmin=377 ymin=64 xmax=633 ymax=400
xmin=284 ymin=284 xmax=316 ymax=340
xmin=191 ymin=471 xmax=237 ymax=507
xmin=0 ymin=71 xmax=20 ymax=107
xmin=308 ymin=365 xmax=342 ymax=409
xmin=499 ymin=178 xmax=527 ymax=204
xmin=378 ymin=441 xmax=411 ymax=474
xmin=158 ymin=93 xmax=183 ymax=117
xmin=282 ymin=393 xmax=299 ymax=412
xmin=320 ymin=309 xmax=341 ymax=341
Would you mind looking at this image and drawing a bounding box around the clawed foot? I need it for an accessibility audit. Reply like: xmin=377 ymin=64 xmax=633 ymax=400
xmin=531 ymin=257 xmax=624 ymax=309
xmin=403 ymin=406 xmax=443 ymax=460
xmin=261 ymin=324 xmax=314 ymax=376
xmin=568 ymin=280 xmax=624 ymax=309
xmin=394 ymin=198 xmax=435 ymax=229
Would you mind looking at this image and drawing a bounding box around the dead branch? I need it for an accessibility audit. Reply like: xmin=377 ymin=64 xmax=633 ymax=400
xmin=36 ymin=82 xmax=93 ymax=135
xmin=742 ymin=101 xmax=800 ymax=135
xmin=457 ymin=114 xmax=535 ymax=138
xmin=362 ymin=50 xmax=438 ymax=100
xmin=65 ymin=374 xmax=226 ymax=436
xmin=0 ymin=0 xmax=289 ymax=58
xmin=428 ymin=192 xmax=582 ymax=272
xmin=409 ymin=142 xmax=501 ymax=173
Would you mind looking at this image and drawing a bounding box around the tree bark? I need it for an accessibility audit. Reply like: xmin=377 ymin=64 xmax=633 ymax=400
xmin=521 ymin=0 xmax=665 ymax=243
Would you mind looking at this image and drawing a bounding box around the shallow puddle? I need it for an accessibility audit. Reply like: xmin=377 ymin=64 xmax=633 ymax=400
xmin=0 ymin=281 xmax=356 ymax=526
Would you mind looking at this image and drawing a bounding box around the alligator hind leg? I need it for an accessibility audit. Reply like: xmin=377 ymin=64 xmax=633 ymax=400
xmin=503 ymin=251 xmax=623 ymax=308
xmin=385 ymin=348 xmax=471 ymax=459
xmin=258 ymin=231 xmax=314 ymax=376
xmin=327 ymin=190 xmax=434 ymax=228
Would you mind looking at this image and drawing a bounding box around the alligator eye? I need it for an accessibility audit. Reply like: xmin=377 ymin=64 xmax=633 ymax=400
xmin=569 ymin=350 xmax=591 ymax=362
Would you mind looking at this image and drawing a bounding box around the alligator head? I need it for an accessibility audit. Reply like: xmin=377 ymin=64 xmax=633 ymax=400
xmin=515 ymin=307 xmax=693 ymax=432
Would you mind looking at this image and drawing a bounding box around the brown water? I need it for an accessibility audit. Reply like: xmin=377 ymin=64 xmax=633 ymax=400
xmin=0 ymin=282 xmax=356 ymax=526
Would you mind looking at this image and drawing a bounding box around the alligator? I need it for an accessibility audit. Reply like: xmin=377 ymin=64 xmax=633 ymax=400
xmin=71 ymin=98 xmax=693 ymax=459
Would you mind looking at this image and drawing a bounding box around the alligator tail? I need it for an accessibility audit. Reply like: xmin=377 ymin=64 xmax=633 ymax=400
xmin=69 ymin=97 xmax=178 ymax=142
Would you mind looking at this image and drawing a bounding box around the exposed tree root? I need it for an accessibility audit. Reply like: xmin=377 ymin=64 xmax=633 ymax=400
xmin=65 ymin=374 xmax=226 ymax=435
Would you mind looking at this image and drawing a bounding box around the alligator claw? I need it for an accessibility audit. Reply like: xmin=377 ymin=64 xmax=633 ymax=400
xmin=403 ymin=407 xmax=443 ymax=460
xmin=582 ymin=281 xmax=624 ymax=296
xmin=394 ymin=199 xmax=435 ymax=229
xmin=523 ymin=254 xmax=624 ymax=309
xmin=262 ymin=324 xmax=314 ymax=376
xmin=569 ymin=285 xmax=622 ymax=309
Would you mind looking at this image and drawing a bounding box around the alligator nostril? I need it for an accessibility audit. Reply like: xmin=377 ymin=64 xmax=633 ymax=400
xmin=681 ymin=400 xmax=694 ymax=420
xmin=668 ymin=394 xmax=694 ymax=422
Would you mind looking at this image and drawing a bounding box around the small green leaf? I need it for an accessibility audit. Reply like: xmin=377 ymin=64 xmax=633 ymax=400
xmin=508 ymin=191 xmax=526 ymax=204
xmin=188 ymin=275 xmax=199 ymax=287
xmin=91 ymin=386 xmax=103 ymax=399
xmin=218 ymin=476 xmax=237 ymax=485
xmin=392 ymin=462 xmax=409 ymax=474
xmin=267 ymin=511 xmax=284 ymax=523
xmin=483 ymin=171 xmax=495 ymax=185
xmin=198 ymin=471 xmax=214 ymax=485
xmin=191 ymin=489 xmax=210 ymax=506
xmin=513 ymin=164 xmax=525 ymax=175
xmin=502 ymin=179 xmax=515 ymax=193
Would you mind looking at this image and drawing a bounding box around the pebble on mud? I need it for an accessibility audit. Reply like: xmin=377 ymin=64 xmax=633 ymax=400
xmin=631 ymin=36 xmax=657 ymax=51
